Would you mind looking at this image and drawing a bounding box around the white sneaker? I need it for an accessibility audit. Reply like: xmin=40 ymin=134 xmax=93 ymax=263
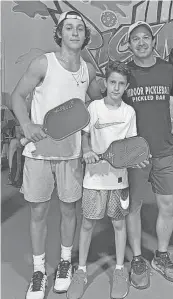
xmin=53 ymin=260 xmax=72 ymax=293
xmin=26 ymin=271 xmax=47 ymax=299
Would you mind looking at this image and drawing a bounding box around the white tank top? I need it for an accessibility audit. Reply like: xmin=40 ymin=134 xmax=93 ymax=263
xmin=23 ymin=52 xmax=89 ymax=160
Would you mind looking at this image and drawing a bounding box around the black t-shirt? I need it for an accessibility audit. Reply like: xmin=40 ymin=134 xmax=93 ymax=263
xmin=124 ymin=58 xmax=173 ymax=158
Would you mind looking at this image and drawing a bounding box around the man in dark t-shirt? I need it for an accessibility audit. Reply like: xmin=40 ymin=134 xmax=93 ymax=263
xmin=124 ymin=21 xmax=173 ymax=289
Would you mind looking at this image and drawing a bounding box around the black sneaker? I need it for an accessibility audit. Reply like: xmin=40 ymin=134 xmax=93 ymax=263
xmin=53 ymin=260 xmax=72 ymax=293
xmin=26 ymin=271 xmax=47 ymax=299
xmin=151 ymin=251 xmax=173 ymax=282
xmin=130 ymin=256 xmax=150 ymax=289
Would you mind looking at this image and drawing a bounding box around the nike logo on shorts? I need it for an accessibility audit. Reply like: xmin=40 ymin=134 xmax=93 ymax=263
xmin=119 ymin=188 xmax=129 ymax=210
xmin=94 ymin=119 xmax=125 ymax=129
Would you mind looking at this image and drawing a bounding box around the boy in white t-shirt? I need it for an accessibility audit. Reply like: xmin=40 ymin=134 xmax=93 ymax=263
xmin=67 ymin=61 xmax=137 ymax=299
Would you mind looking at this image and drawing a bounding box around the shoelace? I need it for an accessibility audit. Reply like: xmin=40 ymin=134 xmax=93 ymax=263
xmin=159 ymin=253 xmax=173 ymax=267
xmin=32 ymin=271 xmax=45 ymax=291
xmin=57 ymin=261 xmax=71 ymax=278
xmin=132 ymin=258 xmax=149 ymax=275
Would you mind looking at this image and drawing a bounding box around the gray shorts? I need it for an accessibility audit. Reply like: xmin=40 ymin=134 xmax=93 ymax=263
xmin=128 ymin=155 xmax=173 ymax=212
xmin=82 ymin=188 xmax=129 ymax=220
xmin=21 ymin=157 xmax=83 ymax=203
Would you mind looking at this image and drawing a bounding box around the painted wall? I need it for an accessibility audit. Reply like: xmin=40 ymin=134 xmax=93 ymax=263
xmin=1 ymin=0 xmax=173 ymax=103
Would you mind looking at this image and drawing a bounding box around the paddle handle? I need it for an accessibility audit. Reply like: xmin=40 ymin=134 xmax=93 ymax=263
xmin=20 ymin=137 xmax=30 ymax=146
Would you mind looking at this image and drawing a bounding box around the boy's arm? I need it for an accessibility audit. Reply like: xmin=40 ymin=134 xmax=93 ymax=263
xmin=12 ymin=55 xmax=47 ymax=142
xmin=86 ymin=63 xmax=102 ymax=105
xmin=82 ymin=132 xmax=99 ymax=164
xmin=82 ymin=102 xmax=99 ymax=164
xmin=126 ymin=110 xmax=137 ymax=138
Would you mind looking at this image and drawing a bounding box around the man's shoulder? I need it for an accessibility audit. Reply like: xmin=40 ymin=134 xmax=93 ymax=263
xmin=155 ymin=57 xmax=173 ymax=75
xmin=30 ymin=54 xmax=48 ymax=71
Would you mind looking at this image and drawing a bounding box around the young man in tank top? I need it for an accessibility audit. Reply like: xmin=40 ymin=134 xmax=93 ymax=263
xmin=12 ymin=11 xmax=102 ymax=299
xmin=124 ymin=21 xmax=173 ymax=289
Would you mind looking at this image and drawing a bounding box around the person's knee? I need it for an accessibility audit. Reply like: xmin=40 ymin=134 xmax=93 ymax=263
xmin=157 ymin=195 xmax=173 ymax=217
xmin=128 ymin=202 xmax=142 ymax=218
xmin=30 ymin=201 xmax=50 ymax=222
xmin=60 ymin=201 xmax=76 ymax=219
xmin=112 ymin=218 xmax=125 ymax=230
xmin=82 ymin=217 xmax=96 ymax=231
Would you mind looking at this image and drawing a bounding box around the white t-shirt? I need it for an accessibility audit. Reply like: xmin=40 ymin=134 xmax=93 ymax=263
xmin=83 ymin=99 xmax=137 ymax=190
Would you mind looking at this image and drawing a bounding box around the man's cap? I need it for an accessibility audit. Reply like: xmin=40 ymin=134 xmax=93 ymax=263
xmin=127 ymin=21 xmax=153 ymax=41
xmin=57 ymin=11 xmax=85 ymax=26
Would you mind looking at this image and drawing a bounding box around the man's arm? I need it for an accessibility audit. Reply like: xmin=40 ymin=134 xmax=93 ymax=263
xmin=86 ymin=62 xmax=102 ymax=105
xmin=12 ymin=55 xmax=47 ymax=142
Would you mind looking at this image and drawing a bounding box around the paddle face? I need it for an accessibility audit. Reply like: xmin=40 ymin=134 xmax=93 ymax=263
xmin=43 ymin=98 xmax=90 ymax=140
xmin=101 ymin=136 xmax=150 ymax=168
xmin=30 ymin=98 xmax=90 ymax=157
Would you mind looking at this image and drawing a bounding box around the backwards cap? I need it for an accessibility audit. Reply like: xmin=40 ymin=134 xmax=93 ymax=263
xmin=57 ymin=11 xmax=85 ymax=26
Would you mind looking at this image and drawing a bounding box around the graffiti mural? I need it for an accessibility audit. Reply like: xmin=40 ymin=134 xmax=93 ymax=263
xmin=1 ymin=0 xmax=173 ymax=95
xmin=7 ymin=0 xmax=172 ymax=92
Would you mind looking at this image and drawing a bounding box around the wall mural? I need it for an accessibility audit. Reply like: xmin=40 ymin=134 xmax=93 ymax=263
xmin=10 ymin=0 xmax=173 ymax=93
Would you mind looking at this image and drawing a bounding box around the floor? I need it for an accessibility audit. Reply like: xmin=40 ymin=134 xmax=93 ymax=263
xmin=1 ymin=168 xmax=173 ymax=299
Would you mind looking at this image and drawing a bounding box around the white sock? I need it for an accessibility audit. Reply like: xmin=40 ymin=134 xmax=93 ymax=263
xmin=116 ymin=264 xmax=124 ymax=270
xmin=78 ymin=265 xmax=87 ymax=273
xmin=33 ymin=253 xmax=45 ymax=274
xmin=61 ymin=245 xmax=73 ymax=262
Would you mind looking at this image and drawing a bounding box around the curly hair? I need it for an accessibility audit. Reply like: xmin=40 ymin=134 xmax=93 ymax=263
xmin=105 ymin=60 xmax=131 ymax=83
xmin=54 ymin=20 xmax=91 ymax=50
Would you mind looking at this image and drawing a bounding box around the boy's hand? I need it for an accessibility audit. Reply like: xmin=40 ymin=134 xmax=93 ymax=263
xmin=83 ymin=150 xmax=100 ymax=164
xmin=133 ymin=154 xmax=152 ymax=168
xmin=22 ymin=122 xmax=47 ymax=143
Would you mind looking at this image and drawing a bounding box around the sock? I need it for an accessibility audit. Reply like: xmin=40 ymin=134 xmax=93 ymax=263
xmin=116 ymin=264 xmax=124 ymax=270
xmin=33 ymin=253 xmax=45 ymax=274
xmin=134 ymin=254 xmax=142 ymax=259
xmin=156 ymin=250 xmax=167 ymax=257
xmin=78 ymin=265 xmax=87 ymax=273
xmin=61 ymin=245 xmax=73 ymax=262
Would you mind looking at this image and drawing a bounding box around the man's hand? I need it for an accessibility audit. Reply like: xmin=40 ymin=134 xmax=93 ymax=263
xmin=22 ymin=122 xmax=47 ymax=143
xmin=83 ymin=150 xmax=100 ymax=164
xmin=133 ymin=154 xmax=152 ymax=168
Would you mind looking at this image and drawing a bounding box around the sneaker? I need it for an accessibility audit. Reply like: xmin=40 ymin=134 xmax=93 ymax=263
xmin=67 ymin=269 xmax=87 ymax=299
xmin=151 ymin=251 xmax=173 ymax=282
xmin=130 ymin=256 xmax=150 ymax=289
xmin=111 ymin=267 xmax=129 ymax=299
xmin=26 ymin=271 xmax=47 ymax=299
xmin=53 ymin=260 xmax=72 ymax=293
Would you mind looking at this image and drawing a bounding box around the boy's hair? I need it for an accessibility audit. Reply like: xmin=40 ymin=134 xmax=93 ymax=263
xmin=105 ymin=60 xmax=131 ymax=83
xmin=54 ymin=11 xmax=90 ymax=50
